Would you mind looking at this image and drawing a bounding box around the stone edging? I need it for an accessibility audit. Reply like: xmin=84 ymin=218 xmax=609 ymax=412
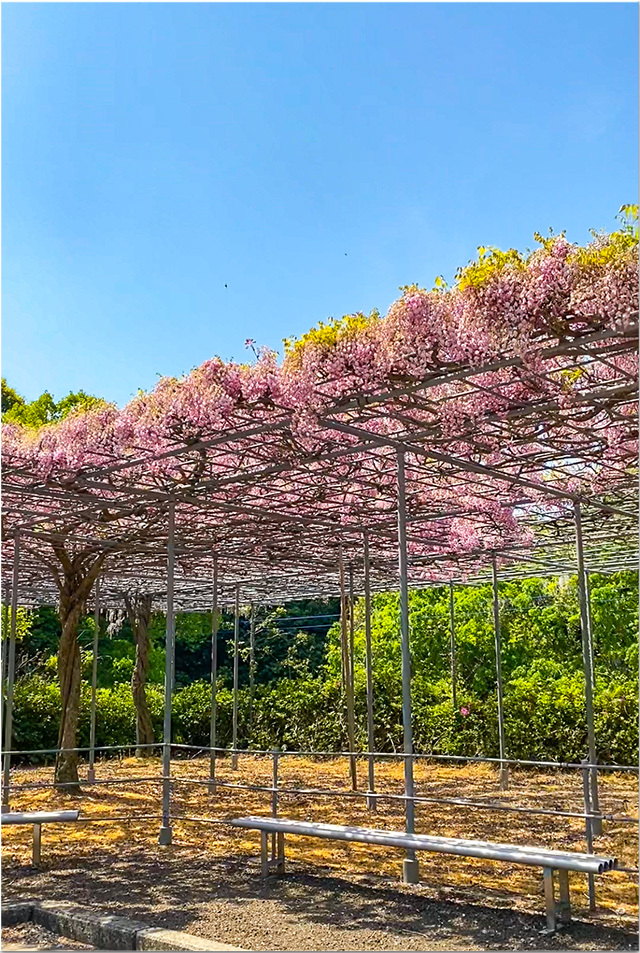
xmin=1 ymin=900 xmax=245 ymax=951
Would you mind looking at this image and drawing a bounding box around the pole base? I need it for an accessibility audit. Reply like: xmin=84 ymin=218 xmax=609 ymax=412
xmin=208 ymin=780 xmax=217 ymax=795
xmin=87 ymin=768 xmax=95 ymax=784
xmin=591 ymin=814 xmax=603 ymax=837
xmin=499 ymin=767 xmax=509 ymax=791
xmin=158 ymin=826 xmax=172 ymax=846
xmin=366 ymin=793 xmax=377 ymax=812
xmin=402 ymin=857 xmax=420 ymax=884
xmin=231 ymin=754 xmax=238 ymax=770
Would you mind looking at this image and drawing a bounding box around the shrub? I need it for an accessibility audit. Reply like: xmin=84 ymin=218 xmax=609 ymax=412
xmin=9 ymin=670 xmax=638 ymax=765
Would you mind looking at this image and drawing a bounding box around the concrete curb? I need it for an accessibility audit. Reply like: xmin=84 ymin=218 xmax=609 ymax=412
xmin=0 ymin=902 xmax=34 ymax=926
xmin=1 ymin=901 xmax=245 ymax=951
xmin=136 ymin=928 xmax=243 ymax=951
xmin=34 ymin=900 xmax=148 ymax=951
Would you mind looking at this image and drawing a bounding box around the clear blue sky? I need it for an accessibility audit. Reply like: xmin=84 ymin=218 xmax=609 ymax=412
xmin=2 ymin=3 xmax=638 ymax=407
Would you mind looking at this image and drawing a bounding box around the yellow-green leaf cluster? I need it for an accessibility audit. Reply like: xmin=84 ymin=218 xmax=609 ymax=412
xmin=283 ymin=309 xmax=380 ymax=362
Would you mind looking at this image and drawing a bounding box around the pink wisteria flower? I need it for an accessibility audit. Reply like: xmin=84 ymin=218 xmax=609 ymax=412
xmin=460 ymin=707 xmax=470 ymax=717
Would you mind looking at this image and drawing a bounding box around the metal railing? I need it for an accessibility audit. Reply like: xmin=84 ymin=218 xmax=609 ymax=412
xmin=2 ymin=742 xmax=638 ymax=908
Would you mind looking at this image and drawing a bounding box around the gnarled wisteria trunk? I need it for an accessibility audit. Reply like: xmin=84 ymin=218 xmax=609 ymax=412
xmin=125 ymin=594 xmax=155 ymax=757
xmin=53 ymin=547 xmax=104 ymax=790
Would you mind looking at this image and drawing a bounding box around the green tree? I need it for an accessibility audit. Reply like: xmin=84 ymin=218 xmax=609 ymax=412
xmin=1 ymin=380 xmax=104 ymax=427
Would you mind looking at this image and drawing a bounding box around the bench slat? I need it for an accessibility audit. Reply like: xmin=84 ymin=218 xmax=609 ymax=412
xmin=1 ymin=811 xmax=80 ymax=825
xmin=229 ymin=816 xmax=616 ymax=874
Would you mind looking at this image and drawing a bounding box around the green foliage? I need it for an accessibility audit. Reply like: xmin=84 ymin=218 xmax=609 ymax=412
xmin=455 ymin=245 xmax=527 ymax=290
xmin=452 ymin=207 xmax=638 ymax=292
xmin=9 ymin=573 xmax=638 ymax=765
xmin=10 ymin=668 xmax=637 ymax=765
xmin=11 ymin=677 xmax=164 ymax=759
xmin=12 ymin=676 xmax=62 ymax=755
xmin=1 ymin=606 xmax=33 ymax=643
xmin=1 ymin=379 xmax=24 ymax=414
xmin=1 ymin=380 xmax=104 ymax=427
xmin=283 ymin=310 xmax=380 ymax=362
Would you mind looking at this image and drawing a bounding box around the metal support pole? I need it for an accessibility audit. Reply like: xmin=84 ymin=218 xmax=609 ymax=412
xmin=2 ymin=538 xmax=20 ymax=814
xmin=585 ymin=571 xmax=595 ymax=692
xmin=249 ymin=603 xmax=256 ymax=738
xmin=449 ymin=581 xmax=457 ymax=712
xmin=581 ymin=759 xmax=597 ymax=911
xmin=348 ymin=562 xmax=357 ymax=791
xmin=1 ymin=596 xmax=9 ymax=720
xmin=397 ymin=452 xmax=419 ymax=884
xmin=271 ymin=748 xmax=279 ymax=860
xmin=574 ymin=502 xmax=601 ymax=834
xmin=348 ymin=561 xmax=355 ymax=695
xmin=159 ymin=501 xmax=175 ymax=846
xmin=232 ymin=583 xmax=240 ymax=770
xmin=88 ymin=578 xmax=100 ymax=783
xmin=492 ymin=556 xmax=508 ymax=791
xmin=209 ymin=557 xmax=219 ymax=794
xmin=339 ymin=553 xmax=357 ymax=790
xmin=339 ymin=552 xmax=348 ymax=691
xmin=363 ymin=532 xmax=376 ymax=811
xmin=584 ymin=568 xmax=601 ymax=835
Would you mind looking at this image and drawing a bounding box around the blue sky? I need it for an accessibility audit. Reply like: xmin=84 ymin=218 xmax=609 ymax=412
xmin=2 ymin=2 xmax=638 ymax=407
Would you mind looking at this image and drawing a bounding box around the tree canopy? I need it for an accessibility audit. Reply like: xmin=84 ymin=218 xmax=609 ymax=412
xmin=1 ymin=379 xmax=103 ymax=428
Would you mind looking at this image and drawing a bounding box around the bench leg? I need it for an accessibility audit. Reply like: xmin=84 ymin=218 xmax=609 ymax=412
xmin=557 ymin=869 xmax=571 ymax=924
xmin=277 ymin=831 xmax=285 ymax=873
xmin=32 ymin=824 xmax=42 ymax=866
xmin=402 ymin=853 xmax=420 ymax=885
xmin=260 ymin=831 xmax=269 ymax=877
xmin=543 ymin=867 xmax=556 ymax=934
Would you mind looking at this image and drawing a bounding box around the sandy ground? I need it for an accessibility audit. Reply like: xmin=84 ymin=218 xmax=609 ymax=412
xmin=1 ymin=754 xmax=637 ymax=951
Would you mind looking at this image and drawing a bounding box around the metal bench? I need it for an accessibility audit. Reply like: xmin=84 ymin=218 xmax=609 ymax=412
xmin=230 ymin=816 xmax=618 ymax=933
xmin=1 ymin=810 xmax=80 ymax=865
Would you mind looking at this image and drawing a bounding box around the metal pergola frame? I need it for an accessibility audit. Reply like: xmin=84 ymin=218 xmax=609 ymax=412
xmin=1 ymin=312 xmax=638 ymax=902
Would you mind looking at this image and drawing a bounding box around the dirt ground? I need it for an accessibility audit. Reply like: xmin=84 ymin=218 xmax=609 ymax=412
xmin=1 ymin=754 xmax=638 ymax=951
xmin=1 ymin=922 xmax=93 ymax=950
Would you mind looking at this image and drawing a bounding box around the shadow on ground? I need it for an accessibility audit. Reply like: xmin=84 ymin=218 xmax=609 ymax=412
xmin=2 ymin=846 xmax=637 ymax=951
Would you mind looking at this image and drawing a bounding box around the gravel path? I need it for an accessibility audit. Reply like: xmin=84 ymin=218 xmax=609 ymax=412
xmin=3 ymin=758 xmax=637 ymax=950
xmin=2 ymin=847 xmax=637 ymax=951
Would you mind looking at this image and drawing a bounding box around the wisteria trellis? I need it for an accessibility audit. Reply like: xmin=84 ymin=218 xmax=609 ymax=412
xmin=2 ymin=228 xmax=638 ymax=788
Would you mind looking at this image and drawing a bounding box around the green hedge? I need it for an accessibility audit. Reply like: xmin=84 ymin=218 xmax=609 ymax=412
xmin=9 ymin=670 xmax=638 ymax=764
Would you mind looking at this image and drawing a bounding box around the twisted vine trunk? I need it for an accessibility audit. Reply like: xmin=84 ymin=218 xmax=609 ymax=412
xmin=126 ymin=595 xmax=154 ymax=757
xmin=54 ymin=548 xmax=104 ymax=790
